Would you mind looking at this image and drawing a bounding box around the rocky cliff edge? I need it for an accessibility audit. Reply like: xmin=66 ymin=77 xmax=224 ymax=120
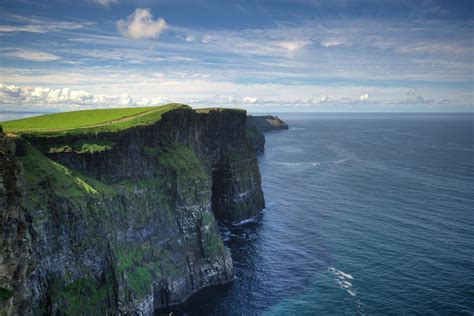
xmin=0 ymin=106 xmax=264 ymax=315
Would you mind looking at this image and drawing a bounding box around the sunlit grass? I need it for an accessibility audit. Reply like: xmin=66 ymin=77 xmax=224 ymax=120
xmin=1 ymin=103 xmax=189 ymax=135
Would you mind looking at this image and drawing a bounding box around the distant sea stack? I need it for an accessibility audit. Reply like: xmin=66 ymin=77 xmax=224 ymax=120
xmin=0 ymin=105 xmax=267 ymax=315
xmin=246 ymin=115 xmax=289 ymax=154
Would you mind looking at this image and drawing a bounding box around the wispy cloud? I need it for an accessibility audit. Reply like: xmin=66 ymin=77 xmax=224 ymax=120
xmin=320 ymin=38 xmax=345 ymax=47
xmin=4 ymin=49 xmax=61 ymax=62
xmin=117 ymin=9 xmax=167 ymax=39
xmin=276 ymin=40 xmax=312 ymax=52
xmin=90 ymin=0 xmax=119 ymax=7
xmin=0 ymin=15 xmax=84 ymax=34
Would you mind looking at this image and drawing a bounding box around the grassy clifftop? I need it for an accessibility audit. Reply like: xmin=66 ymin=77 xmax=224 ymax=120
xmin=1 ymin=103 xmax=189 ymax=136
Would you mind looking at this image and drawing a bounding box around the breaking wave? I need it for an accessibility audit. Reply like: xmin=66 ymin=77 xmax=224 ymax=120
xmin=329 ymin=267 xmax=364 ymax=314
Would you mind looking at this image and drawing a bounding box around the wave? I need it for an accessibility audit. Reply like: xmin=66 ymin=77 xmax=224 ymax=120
xmin=329 ymin=267 xmax=354 ymax=281
xmin=342 ymin=280 xmax=352 ymax=287
xmin=334 ymin=159 xmax=347 ymax=165
xmin=232 ymin=217 xmax=257 ymax=226
xmin=338 ymin=271 xmax=354 ymax=280
xmin=329 ymin=266 xmax=364 ymax=313
xmin=273 ymin=161 xmax=320 ymax=167
xmin=329 ymin=267 xmax=359 ymax=299
xmin=347 ymin=289 xmax=357 ymax=297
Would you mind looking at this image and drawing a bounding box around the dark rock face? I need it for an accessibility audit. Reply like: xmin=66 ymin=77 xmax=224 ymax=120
xmin=0 ymin=108 xmax=264 ymax=314
xmin=246 ymin=115 xmax=289 ymax=154
xmin=247 ymin=115 xmax=289 ymax=133
xmin=0 ymin=134 xmax=33 ymax=315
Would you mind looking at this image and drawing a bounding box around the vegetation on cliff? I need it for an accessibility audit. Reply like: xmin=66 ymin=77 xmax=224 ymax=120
xmin=1 ymin=103 xmax=188 ymax=136
xmin=19 ymin=143 xmax=115 ymax=210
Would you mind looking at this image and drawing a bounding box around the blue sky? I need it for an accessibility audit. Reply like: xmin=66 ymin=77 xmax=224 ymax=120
xmin=0 ymin=0 xmax=473 ymax=112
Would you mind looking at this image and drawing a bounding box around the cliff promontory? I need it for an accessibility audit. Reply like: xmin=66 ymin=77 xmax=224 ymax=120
xmin=246 ymin=115 xmax=289 ymax=154
xmin=0 ymin=105 xmax=265 ymax=315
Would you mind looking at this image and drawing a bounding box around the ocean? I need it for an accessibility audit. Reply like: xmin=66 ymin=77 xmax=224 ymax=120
xmin=185 ymin=113 xmax=474 ymax=315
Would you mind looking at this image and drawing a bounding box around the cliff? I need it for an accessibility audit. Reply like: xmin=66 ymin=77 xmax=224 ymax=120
xmin=246 ymin=115 xmax=289 ymax=154
xmin=247 ymin=115 xmax=289 ymax=133
xmin=0 ymin=106 xmax=264 ymax=315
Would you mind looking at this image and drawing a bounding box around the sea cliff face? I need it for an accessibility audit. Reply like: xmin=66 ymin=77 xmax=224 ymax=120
xmin=246 ymin=115 xmax=289 ymax=154
xmin=0 ymin=107 xmax=264 ymax=315
xmin=247 ymin=115 xmax=289 ymax=133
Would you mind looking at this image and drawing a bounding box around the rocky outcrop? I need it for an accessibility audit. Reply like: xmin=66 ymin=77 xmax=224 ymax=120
xmin=0 ymin=132 xmax=33 ymax=315
xmin=0 ymin=107 xmax=264 ymax=314
xmin=246 ymin=115 xmax=289 ymax=154
xmin=247 ymin=115 xmax=289 ymax=133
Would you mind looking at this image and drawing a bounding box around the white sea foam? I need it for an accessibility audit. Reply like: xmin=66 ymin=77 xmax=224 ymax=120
xmin=329 ymin=266 xmax=359 ymax=301
xmin=232 ymin=217 xmax=257 ymax=226
xmin=347 ymin=289 xmax=357 ymax=297
xmin=338 ymin=271 xmax=354 ymax=280
xmin=334 ymin=159 xmax=347 ymax=164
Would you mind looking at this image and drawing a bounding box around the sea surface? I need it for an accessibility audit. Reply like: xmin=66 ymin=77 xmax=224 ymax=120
xmin=185 ymin=113 xmax=474 ymax=315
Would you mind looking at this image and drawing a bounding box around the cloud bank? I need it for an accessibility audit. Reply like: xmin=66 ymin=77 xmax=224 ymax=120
xmin=0 ymin=83 xmax=168 ymax=110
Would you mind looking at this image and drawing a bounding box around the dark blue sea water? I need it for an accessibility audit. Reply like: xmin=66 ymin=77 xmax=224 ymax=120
xmin=187 ymin=113 xmax=474 ymax=315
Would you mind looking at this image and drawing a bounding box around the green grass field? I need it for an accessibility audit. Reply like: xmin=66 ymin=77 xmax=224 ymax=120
xmin=0 ymin=103 xmax=189 ymax=135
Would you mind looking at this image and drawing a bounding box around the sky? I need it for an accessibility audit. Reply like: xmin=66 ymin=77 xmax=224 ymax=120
xmin=0 ymin=0 xmax=473 ymax=112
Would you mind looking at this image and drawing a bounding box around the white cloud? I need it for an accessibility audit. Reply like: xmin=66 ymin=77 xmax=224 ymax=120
xmin=117 ymin=9 xmax=167 ymax=39
xmin=243 ymin=96 xmax=258 ymax=104
xmin=320 ymin=38 xmax=344 ymax=47
xmin=0 ymin=83 xmax=168 ymax=109
xmin=276 ymin=40 xmax=311 ymax=52
xmin=137 ymin=97 xmax=169 ymax=106
xmin=359 ymin=93 xmax=369 ymax=101
xmin=4 ymin=49 xmax=61 ymax=62
xmin=406 ymin=89 xmax=427 ymax=103
xmin=320 ymin=94 xmax=329 ymax=102
xmin=201 ymin=35 xmax=212 ymax=44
